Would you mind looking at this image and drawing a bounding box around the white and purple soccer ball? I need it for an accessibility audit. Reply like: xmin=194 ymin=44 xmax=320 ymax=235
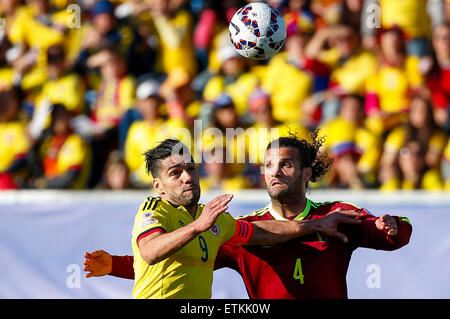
xmin=228 ymin=2 xmax=287 ymax=60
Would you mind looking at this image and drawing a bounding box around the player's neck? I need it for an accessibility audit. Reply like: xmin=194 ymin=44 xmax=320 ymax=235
xmin=271 ymin=196 xmax=308 ymax=219
xmin=161 ymin=195 xmax=198 ymax=219
xmin=185 ymin=205 xmax=198 ymax=219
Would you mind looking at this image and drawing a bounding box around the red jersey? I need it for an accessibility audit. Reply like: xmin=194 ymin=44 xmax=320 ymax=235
xmin=110 ymin=199 xmax=412 ymax=299
xmin=427 ymin=66 xmax=450 ymax=109
xmin=215 ymin=199 xmax=412 ymax=299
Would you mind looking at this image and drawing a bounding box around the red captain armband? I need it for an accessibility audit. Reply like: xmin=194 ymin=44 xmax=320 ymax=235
xmin=224 ymin=220 xmax=254 ymax=247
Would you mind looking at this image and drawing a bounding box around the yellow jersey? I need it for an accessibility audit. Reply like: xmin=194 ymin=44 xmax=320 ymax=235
xmin=131 ymin=197 xmax=240 ymax=299
xmin=8 ymin=6 xmax=64 ymax=67
xmin=93 ymin=76 xmax=136 ymax=129
xmin=384 ymin=126 xmax=448 ymax=154
xmin=0 ymin=67 xmax=14 ymax=91
xmin=380 ymin=169 xmax=443 ymax=191
xmin=202 ymin=73 xmax=260 ymax=116
xmin=40 ymin=133 xmax=88 ymax=188
xmin=0 ymin=121 xmax=30 ymax=172
xmin=261 ymin=52 xmax=313 ymax=122
xmin=36 ymin=73 xmax=85 ymax=115
xmin=320 ymin=48 xmax=377 ymax=95
xmin=444 ymin=139 xmax=450 ymax=191
xmin=319 ymin=117 xmax=381 ymax=174
xmin=380 ymin=0 xmax=431 ymax=38
xmin=365 ymin=56 xmax=423 ymax=113
xmin=152 ymin=10 xmax=197 ymax=77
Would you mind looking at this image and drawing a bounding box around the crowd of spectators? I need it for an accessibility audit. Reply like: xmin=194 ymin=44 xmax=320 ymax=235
xmin=0 ymin=0 xmax=449 ymax=191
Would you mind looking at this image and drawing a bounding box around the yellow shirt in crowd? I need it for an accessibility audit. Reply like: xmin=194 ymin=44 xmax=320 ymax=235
xmin=319 ymin=117 xmax=381 ymax=175
xmin=0 ymin=121 xmax=30 ymax=172
xmin=93 ymin=76 xmax=136 ymax=129
xmin=365 ymin=56 xmax=423 ymax=114
xmin=262 ymin=52 xmax=313 ymax=123
xmin=380 ymin=0 xmax=431 ymax=38
xmin=203 ymin=73 xmax=259 ymax=116
xmin=383 ymin=126 xmax=448 ymax=155
xmin=320 ymin=48 xmax=377 ymax=96
xmin=152 ymin=10 xmax=197 ymax=77
xmin=36 ymin=73 xmax=85 ymax=115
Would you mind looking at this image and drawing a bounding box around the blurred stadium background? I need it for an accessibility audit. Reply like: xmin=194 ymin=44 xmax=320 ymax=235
xmin=0 ymin=0 xmax=449 ymax=298
xmin=1 ymin=189 xmax=450 ymax=298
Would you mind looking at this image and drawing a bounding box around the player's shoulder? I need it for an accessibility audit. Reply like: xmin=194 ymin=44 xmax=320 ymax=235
xmin=235 ymin=205 xmax=271 ymax=221
xmin=309 ymin=200 xmax=372 ymax=216
xmin=137 ymin=196 xmax=164 ymax=215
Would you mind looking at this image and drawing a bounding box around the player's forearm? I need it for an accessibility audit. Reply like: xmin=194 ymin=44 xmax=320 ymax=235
xmin=246 ymin=219 xmax=319 ymax=246
xmin=110 ymin=255 xmax=135 ymax=279
xmin=356 ymin=216 xmax=412 ymax=250
xmin=139 ymin=222 xmax=202 ymax=265
xmin=383 ymin=216 xmax=413 ymax=250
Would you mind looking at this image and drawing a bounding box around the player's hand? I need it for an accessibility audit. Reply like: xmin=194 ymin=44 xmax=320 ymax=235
xmin=83 ymin=250 xmax=113 ymax=278
xmin=194 ymin=194 xmax=233 ymax=233
xmin=375 ymin=214 xmax=398 ymax=236
xmin=314 ymin=208 xmax=363 ymax=243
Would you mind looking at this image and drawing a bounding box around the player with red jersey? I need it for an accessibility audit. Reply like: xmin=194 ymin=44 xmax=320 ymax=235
xmin=215 ymin=200 xmax=411 ymax=299
xmin=84 ymin=132 xmax=412 ymax=298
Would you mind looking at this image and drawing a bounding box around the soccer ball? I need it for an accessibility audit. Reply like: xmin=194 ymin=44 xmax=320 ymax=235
xmin=229 ymin=2 xmax=286 ymax=60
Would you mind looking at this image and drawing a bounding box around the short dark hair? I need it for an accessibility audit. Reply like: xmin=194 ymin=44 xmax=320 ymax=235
xmin=143 ymin=139 xmax=192 ymax=177
xmin=266 ymin=130 xmax=333 ymax=183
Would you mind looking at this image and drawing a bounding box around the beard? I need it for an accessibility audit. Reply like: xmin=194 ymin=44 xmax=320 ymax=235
xmin=178 ymin=186 xmax=201 ymax=208
xmin=267 ymin=177 xmax=304 ymax=202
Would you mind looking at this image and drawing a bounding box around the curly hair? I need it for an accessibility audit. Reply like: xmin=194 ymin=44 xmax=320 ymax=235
xmin=266 ymin=130 xmax=333 ymax=184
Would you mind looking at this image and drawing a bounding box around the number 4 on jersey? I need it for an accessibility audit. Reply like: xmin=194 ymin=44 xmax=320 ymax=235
xmin=293 ymin=258 xmax=305 ymax=284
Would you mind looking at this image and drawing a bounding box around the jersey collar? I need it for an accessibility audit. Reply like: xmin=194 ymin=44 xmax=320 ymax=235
xmin=267 ymin=198 xmax=312 ymax=221
xmin=163 ymin=198 xmax=201 ymax=220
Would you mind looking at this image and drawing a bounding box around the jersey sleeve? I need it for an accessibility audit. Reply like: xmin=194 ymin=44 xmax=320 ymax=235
xmin=217 ymin=212 xmax=254 ymax=247
xmin=110 ymin=255 xmax=135 ymax=279
xmin=132 ymin=199 xmax=168 ymax=246
xmin=337 ymin=202 xmax=412 ymax=251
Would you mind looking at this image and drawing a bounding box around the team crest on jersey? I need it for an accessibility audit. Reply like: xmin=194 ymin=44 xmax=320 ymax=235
xmin=142 ymin=212 xmax=154 ymax=221
xmin=209 ymin=223 xmax=220 ymax=236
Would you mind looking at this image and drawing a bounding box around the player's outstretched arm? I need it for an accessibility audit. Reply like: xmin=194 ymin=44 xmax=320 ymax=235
xmin=245 ymin=209 xmax=363 ymax=246
xmin=138 ymin=194 xmax=233 ymax=265
xmin=336 ymin=202 xmax=412 ymax=250
xmin=83 ymin=250 xmax=135 ymax=279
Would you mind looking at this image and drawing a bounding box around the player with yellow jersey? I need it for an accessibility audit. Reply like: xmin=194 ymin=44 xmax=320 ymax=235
xmin=131 ymin=196 xmax=243 ymax=299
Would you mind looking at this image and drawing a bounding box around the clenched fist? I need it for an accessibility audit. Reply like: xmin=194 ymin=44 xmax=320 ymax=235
xmin=375 ymin=214 xmax=398 ymax=236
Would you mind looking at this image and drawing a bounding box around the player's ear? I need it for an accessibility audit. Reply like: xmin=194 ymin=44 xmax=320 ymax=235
xmin=302 ymin=167 xmax=312 ymax=183
xmin=153 ymin=178 xmax=164 ymax=194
